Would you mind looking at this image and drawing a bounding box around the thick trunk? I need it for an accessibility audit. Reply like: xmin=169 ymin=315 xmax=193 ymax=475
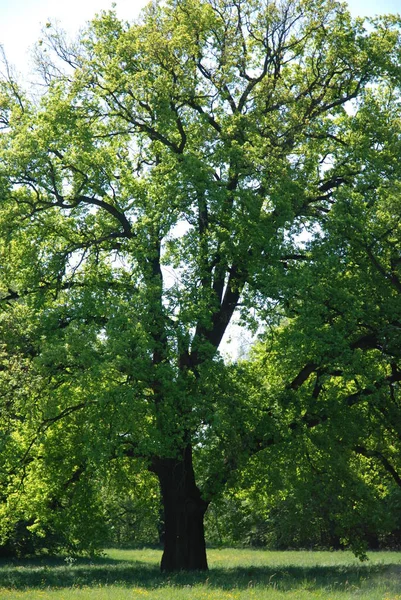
xmin=152 ymin=447 xmax=209 ymax=571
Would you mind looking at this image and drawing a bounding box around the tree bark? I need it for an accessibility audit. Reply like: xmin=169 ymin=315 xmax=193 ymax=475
xmin=152 ymin=446 xmax=209 ymax=571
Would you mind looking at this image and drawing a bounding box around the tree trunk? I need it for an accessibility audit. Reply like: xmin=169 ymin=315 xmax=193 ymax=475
xmin=152 ymin=446 xmax=209 ymax=571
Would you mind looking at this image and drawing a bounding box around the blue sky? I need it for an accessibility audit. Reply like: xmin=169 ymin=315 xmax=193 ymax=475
xmin=0 ymin=0 xmax=400 ymax=77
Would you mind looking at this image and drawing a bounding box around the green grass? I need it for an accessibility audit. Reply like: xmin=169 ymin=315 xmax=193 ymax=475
xmin=0 ymin=548 xmax=400 ymax=599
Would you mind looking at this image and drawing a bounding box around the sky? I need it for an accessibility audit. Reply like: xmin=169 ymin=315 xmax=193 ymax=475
xmin=1 ymin=0 xmax=400 ymax=79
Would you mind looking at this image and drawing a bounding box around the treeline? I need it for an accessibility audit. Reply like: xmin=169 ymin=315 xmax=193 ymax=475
xmin=2 ymin=469 xmax=400 ymax=558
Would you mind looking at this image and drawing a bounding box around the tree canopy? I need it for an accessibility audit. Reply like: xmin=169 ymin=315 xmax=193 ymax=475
xmin=0 ymin=0 xmax=400 ymax=570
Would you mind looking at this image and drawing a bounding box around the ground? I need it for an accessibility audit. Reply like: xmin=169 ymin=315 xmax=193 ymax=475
xmin=1 ymin=548 xmax=401 ymax=599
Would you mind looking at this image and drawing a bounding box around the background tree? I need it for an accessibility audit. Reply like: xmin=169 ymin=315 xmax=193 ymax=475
xmin=0 ymin=0 xmax=400 ymax=570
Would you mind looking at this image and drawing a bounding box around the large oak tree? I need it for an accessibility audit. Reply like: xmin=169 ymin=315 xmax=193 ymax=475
xmin=0 ymin=0 xmax=400 ymax=570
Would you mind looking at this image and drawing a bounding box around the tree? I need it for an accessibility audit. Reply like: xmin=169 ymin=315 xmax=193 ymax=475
xmin=0 ymin=0 xmax=400 ymax=570
xmin=238 ymin=84 xmax=401 ymax=554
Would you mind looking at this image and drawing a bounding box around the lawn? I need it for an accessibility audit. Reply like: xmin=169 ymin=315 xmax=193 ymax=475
xmin=0 ymin=548 xmax=400 ymax=599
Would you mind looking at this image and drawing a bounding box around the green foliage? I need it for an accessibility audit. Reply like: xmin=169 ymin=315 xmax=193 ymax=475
xmin=0 ymin=0 xmax=401 ymax=562
xmin=206 ymin=440 xmax=401 ymax=555
xmin=101 ymin=464 xmax=161 ymax=547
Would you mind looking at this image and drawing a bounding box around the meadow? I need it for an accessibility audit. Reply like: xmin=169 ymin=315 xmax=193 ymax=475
xmin=0 ymin=548 xmax=401 ymax=599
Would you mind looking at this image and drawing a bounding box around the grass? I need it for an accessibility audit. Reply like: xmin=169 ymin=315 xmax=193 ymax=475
xmin=0 ymin=548 xmax=400 ymax=599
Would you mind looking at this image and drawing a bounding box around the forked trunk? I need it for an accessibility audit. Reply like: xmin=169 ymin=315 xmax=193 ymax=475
xmin=152 ymin=447 xmax=209 ymax=571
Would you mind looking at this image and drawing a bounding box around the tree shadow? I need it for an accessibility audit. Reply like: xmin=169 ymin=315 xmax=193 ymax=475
xmin=0 ymin=555 xmax=400 ymax=592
